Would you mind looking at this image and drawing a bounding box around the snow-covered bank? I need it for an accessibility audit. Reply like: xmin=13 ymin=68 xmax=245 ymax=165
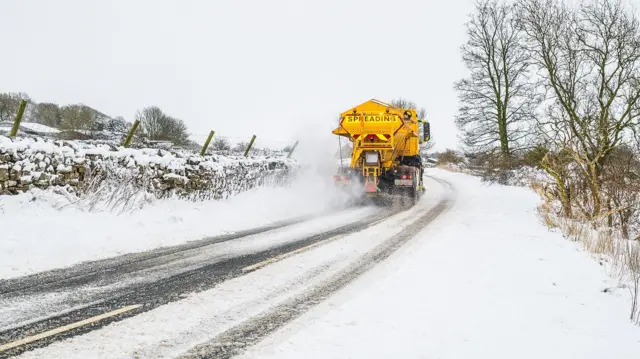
xmin=442 ymin=159 xmax=640 ymax=322
xmin=0 ymin=164 xmax=348 ymax=279
xmin=238 ymin=168 xmax=640 ymax=359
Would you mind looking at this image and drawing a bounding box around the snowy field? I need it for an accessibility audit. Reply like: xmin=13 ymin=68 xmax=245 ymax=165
xmin=0 ymin=122 xmax=61 ymax=136
xmin=9 ymin=168 xmax=640 ymax=358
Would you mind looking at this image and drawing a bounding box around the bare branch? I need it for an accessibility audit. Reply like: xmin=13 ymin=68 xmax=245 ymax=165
xmin=454 ymin=0 xmax=539 ymax=156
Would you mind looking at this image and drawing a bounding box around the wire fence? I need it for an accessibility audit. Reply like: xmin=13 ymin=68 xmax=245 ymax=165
xmin=2 ymin=120 xmax=300 ymax=159
xmin=0 ymin=99 xmax=302 ymax=161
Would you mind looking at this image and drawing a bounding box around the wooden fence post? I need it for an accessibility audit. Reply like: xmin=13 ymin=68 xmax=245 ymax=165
xmin=122 ymin=120 xmax=140 ymax=147
xmin=9 ymin=100 xmax=28 ymax=137
xmin=244 ymin=135 xmax=256 ymax=157
xmin=287 ymin=140 xmax=299 ymax=158
xmin=200 ymin=130 xmax=215 ymax=156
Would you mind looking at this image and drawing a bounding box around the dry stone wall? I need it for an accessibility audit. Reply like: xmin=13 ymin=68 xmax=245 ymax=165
xmin=0 ymin=136 xmax=297 ymax=200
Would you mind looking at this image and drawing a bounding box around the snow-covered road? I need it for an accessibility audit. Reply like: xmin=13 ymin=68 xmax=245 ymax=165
xmin=3 ymin=174 xmax=454 ymax=358
xmin=3 ymin=168 xmax=639 ymax=359
xmin=0 ymin=206 xmax=379 ymax=332
xmin=238 ymin=169 xmax=640 ymax=359
xmin=0 ymin=168 xmax=351 ymax=280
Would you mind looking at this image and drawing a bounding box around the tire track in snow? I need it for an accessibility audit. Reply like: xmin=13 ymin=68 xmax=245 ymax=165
xmin=0 ymin=207 xmax=402 ymax=359
xmin=0 ymin=210 xmax=336 ymax=296
xmin=0 ymin=206 xmax=377 ymax=335
xmin=177 ymin=177 xmax=456 ymax=359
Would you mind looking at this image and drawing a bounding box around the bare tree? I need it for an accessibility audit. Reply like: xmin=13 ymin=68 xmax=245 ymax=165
xmin=517 ymin=0 xmax=640 ymax=219
xmin=391 ymin=98 xmax=427 ymax=120
xmin=33 ymin=103 xmax=61 ymax=128
xmin=136 ymin=106 xmax=190 ymax=145
xmin=233 ymin=141 xmax=248 ymax=153
xmin=600 ymin=145 xmax=640 ymax=239
xmin=159 ymin=115 xmax=190 ymax=145
xmin=454 ymin=0 xmax=539 ymax=157
xmin=60 ymin=104 xmax=93 ymax=131
xmin=212 ymin=136 xmax=231 ymax=151
xmin=391 ymin=97 xmax=435 ymax=151
xmin=136 ymin=106 xmax=165 ymax=139
xmin=0 ymin=92 xmax=31 ymax=122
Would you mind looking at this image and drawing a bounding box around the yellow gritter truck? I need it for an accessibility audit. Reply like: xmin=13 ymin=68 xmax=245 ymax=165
xmin=332 ymin=99 xmax=431 ymax=205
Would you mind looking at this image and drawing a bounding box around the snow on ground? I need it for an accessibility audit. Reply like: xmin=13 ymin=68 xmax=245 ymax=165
xmin=12 ymin=175 xmax=450 ymax=359
xmin=18 ymin=122 xmax=60 ymax=134
xmin=6 ymin=167 xmax=639 ymax=358
xmin=0 ymin=164 xmax=349 ymax=279
xmin=0 ymin=122 xmax=60 ymax=136
xmin=0 ymin=204 xmax=379 ymax=331
xmin=237 ymin=168 xmax=640 ymax=359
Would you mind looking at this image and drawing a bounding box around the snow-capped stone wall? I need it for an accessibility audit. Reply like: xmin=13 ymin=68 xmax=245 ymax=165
xmin=0 ymin=136 xmax=298 ymax=200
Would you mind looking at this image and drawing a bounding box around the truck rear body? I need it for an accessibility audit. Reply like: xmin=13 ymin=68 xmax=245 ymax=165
xmin=332 ymin=99 xmax=431 ymax=205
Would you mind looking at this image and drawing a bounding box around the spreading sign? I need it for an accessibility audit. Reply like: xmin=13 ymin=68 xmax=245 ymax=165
xmin=344 ymin=115 xmax=400 ymax=123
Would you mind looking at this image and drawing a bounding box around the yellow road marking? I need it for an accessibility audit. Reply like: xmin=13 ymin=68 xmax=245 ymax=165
xmin=242 ymin=236 xmax=343 ymax=273
xmin=0 ymin=304 xmax=142 ymax=352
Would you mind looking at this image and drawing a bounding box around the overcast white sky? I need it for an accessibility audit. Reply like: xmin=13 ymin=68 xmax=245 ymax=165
xmin=0 ymin=0 xmax=475 ymax=151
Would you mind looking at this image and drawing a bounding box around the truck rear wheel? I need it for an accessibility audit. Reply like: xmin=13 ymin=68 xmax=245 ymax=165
xmin=396 ymin=187 xmax=417 ymax=207
xmin=409 ymin=187 xmax=418 ymax=206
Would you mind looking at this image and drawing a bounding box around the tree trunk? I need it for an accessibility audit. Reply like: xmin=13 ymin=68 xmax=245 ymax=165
xmin=559 ymin=181 xmax=573 ymax=218
xmin=588 ymin=162 xmax=602 ymax=219
xmin=606 ymin=198 xmax=613 ymax=228
xmin=498 ymin=107 xmax=510 ymax=155
xmin=621 ymin=210 xmax=630 ymax=239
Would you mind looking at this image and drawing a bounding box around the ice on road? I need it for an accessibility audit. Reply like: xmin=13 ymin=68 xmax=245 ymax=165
xmin=238 ymin=168 xmax=640 ymax=359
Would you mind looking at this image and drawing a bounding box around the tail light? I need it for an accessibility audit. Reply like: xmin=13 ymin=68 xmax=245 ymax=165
xmin=400 ymin=174 xmax=413 ymax=180
xmin=341 ymin=175 xmax=349 ymax=180
xmin=333 ymin=175 xmax=340 ymax=181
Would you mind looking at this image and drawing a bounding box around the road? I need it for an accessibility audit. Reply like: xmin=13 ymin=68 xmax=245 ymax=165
xmin=0 ymin=176 xmax=455 ymax=359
